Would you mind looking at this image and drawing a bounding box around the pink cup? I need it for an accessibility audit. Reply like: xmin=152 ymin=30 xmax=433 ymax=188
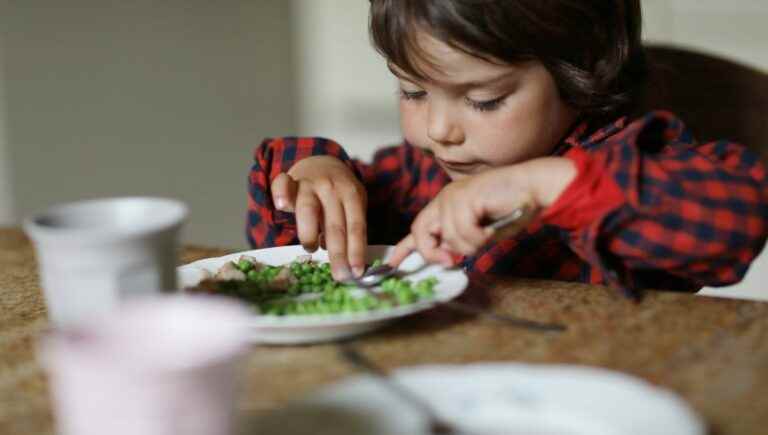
xmin=39 ymin=295 xmax=252 ymax=435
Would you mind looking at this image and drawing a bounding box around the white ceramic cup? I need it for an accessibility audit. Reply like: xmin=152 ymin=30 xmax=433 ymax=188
xmin=39 ymin=295 xmax=252 ymax=435
xmin=23 ymin=196 xmax=188 ymax=326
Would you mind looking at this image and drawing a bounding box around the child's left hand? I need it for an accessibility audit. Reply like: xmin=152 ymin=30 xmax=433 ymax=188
xmin=388 ymin=157 xmax=577 ymax=267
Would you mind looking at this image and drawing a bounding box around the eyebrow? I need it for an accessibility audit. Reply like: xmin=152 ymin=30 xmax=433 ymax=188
xmin=388 ymin=63 xmax=519 ymax=90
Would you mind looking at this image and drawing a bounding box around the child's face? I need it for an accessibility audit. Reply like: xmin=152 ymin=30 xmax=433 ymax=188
xmin=394 ymin=32 xmax=578 ymax=180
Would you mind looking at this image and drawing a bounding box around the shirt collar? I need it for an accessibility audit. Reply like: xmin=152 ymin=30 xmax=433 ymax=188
xmin=551 ymin=116 xmax=629 ymax=156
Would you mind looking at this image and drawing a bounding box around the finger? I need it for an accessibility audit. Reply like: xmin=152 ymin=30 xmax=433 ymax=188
xmin=340 ymin=184 xmax=368 ymax=277
xmin=314 ymin=183 xmax=352 ymax=281
xmin=438 ymin=202 xmax=470 ymax=256
xmin=388 ymin=234 xmax=415 ymax=267
xmin=412 ymin=214 xmax=453 ymax=266
xmin=435 ymin=199 xmax=476 ymax=258
xmin=271 ymin=173 xmax=299 ymax=212
xmin=295 ymin=182 xmax=322 ymax=252
xmin=452 ymin=206 xmax=488 ymax=255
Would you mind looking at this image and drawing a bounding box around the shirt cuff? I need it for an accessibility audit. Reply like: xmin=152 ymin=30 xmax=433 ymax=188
xmin=539 ymin=146 xmax=625 ymax=231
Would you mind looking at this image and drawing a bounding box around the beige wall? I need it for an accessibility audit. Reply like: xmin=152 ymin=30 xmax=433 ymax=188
xmin=290 ymin=0 xmax=400 ymax=162
xmin=1 ymin=0 xmax=296 ymax=247
xmin=0 ymin=41 xmax=14 ymax=225
xmin=643 ymin=0 xmax=768 ymax=70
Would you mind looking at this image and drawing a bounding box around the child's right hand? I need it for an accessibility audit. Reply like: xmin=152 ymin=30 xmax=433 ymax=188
xmin=270 ymin=155 xmax=368 ymax=280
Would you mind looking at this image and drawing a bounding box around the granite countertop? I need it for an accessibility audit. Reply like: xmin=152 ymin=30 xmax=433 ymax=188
xmin=1 ymin=227 xmax=767 ymax=434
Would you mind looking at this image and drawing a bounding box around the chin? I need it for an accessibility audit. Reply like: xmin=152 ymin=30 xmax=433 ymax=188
xmin=447 ymin=165 xmax=489 ymax=180
xmin=446 ymin=171 xmax=463 ymax=180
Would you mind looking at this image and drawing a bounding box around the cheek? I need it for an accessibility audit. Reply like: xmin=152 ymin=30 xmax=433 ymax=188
xmin=468 ymin=110 xmax=543 ymax=164
xmin=479 ymin=90 xmax=571 ymax=161
xmin=399 ymin=104 xmax=425 ymax=144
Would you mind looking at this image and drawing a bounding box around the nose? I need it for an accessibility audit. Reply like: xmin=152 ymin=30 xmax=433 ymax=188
xmin=427 ymin=101 xmax=464 ymax=145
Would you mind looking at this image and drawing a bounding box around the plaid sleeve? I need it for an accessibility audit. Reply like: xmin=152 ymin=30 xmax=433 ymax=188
xmin=246 ymin=137 xmax=447 ymax=248
xmin=544 ymin=111 xmax=768 ymax=292
xmin=353 ymin=143 xmax=449 ymax=244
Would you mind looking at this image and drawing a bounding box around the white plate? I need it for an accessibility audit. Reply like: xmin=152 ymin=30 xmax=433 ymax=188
xmin=177 ymin=245 xmax=468 ymax=344
xmin=248 ymin=363 xmax=704 ymax=435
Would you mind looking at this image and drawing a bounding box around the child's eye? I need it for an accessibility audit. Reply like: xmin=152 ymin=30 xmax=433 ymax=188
xmin=399 ymin=89 xmax=427 ymax=101
xmin=466 ymin=95 xmax=507 ymax=112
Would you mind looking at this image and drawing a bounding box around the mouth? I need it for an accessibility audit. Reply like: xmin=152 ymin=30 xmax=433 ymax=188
xmin=436 ymin=157 xmax=480 ymax=173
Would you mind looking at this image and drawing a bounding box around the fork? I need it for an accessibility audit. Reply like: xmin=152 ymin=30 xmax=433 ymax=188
xmin=349 ymin=204 xmax=536 ymax=289
xmin=344 ymin=206 xmax=566 ymax=332
xmin=348 ymin=270 xmax=566 ymax=332
xmin=338 ymin=342 xmax=459 ymax=435
xmin=346 ymin=266 xmax=566 ymax=332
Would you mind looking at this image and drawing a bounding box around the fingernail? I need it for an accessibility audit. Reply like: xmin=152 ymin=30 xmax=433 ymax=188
xmin=274 ymin=197 xmax=285 ymax=210
xmin=352 ymin=266 xmax=365 ymax=277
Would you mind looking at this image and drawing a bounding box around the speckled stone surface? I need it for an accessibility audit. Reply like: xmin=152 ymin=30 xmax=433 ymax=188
xmin=1 ymin=227 xmax=767 ymax=435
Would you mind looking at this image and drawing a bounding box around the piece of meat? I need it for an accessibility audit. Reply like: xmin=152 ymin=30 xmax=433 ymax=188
xmin=270 ymin=267 xmax=296 ymax=291
xmin=215 ymin=262 xmax=246 ymax=281
xmin=295 ymin=254 xmax=312 ymax=264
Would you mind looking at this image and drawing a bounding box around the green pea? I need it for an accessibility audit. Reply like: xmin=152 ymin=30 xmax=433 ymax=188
xmin=247 ymin=269 xmax=260 ymax=282
xmin=311 ymin=273 xmax=323 ymax=285
xmin=416 ymin=288 xmax=434 ymax=298
xmin=231 ymin=256 xmax=441 ymax=316
xmin=362 ymin=295 xmax=379 ymax=309
xmin=237 ymin=259 xmax=254 ymax=272
xmin=397 ymin=291 xmax=417 ymax=305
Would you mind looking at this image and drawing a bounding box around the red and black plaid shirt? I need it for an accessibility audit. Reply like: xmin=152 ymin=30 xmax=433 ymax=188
xmin=246 ymin=111 xmax=768 ymax=295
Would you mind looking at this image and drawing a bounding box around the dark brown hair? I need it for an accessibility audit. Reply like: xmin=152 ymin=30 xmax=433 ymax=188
xmin=369 ymin=0 xmax=647 ymax=117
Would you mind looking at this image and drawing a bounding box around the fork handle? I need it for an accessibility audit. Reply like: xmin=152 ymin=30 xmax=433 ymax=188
xmin=484 ymin=204 xmax=537 ymax=239
xmin=338 ymin=343 xmax=455 ymax=433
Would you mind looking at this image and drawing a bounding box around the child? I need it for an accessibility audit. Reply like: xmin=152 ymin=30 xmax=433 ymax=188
xmin=246 ymin=0 xmax=767 ymax=297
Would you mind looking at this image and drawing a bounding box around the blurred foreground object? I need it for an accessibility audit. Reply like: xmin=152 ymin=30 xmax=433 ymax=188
xmin=38 ymin=295 xmax=252 ymax=435
xmin=23 ymin=197 xmax=188 ymax=326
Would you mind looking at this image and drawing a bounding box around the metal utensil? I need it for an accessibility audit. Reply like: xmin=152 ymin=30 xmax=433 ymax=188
xmin=349 ymin=205 xmax=535 ymax=287
xmin=345 ymin=205 xmax=566 ymax=332
xmin=338 ymin=343 xmax=458 ymax=435
xmin=484 ymin=204 xmax=534 ymax=235
xmin=348 ymin=272 xmax=565 ymax=332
